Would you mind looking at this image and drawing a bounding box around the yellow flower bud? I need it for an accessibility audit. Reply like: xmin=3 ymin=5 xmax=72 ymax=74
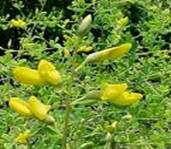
xmin=85 ymin=43 xmax=132 ymax=63
xmin=27 ymin=96 xmax=53 ymax=122
xmin=75 ymin=43 xmax=132 ymax=71
xmin=15 ymin=130 xmax=31 ymax=144
xmin=77 ymin=46 xmax=93 ymax=53
xmin=12 ymin=67 xmax=46 ymax=85
xmin=101 ymin=83 xmax=128 ymax=101
xmin=63 ymin=48 xmax=71 ymax=57
xmin=78 ymin=14 xmax=92 ymax=36
xmin=109 ymin=91 xmax=143 ymax=105
xmin=9 ymin=97 xmax=32 ymax=117
xmin=10 ymin=19 xmax=26 ymax=28
xmin=44 ymin=115 xmax=55 ymax=124
xmin=38 ymin=60 xmax=61 ymax=85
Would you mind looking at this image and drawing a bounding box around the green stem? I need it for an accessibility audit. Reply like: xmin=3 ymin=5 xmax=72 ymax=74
xmin=105 ymin=133 xmax=113 ymax=149
xmin=75 ymin=60 xmax=87 ymax=72
xmin=62 ymin=71 xmax=76 ymax=149
xmin=27 ymin=141 xmax=32 ymax=149
xmin=63 ymin=96 xmax=71 ymax=149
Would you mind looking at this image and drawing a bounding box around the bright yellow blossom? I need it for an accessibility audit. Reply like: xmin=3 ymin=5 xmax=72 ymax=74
xmin=28 ymin=96 xmax=55 ymax=124
xmin=38 ymin=60 xmax=61 ymax=85
xmin=101 ymin=83 xmax=128 ymax=101
xmin=9 ymin=97 xmax=32 ymax=117
xmin=13 ymin=67 xmax=46 ymax=85
xmin=76 ymin=43 xmax=132 ymax=71
xmin=85 ymin=43 xmax=132 ymax=63
xmin=79 ymin=83 xmax=142 ymax=106
xmin=113 ymin=91 xmax=143 ymax=105
xmin=10 ymin=19 xmax=26 ymax=28
xmin=12 ymin=60 xmax=61 ymax=86
xmin=15 ymin=130 xmax=31 ymax=144
xmin=100 ymin=83 xmax=143 ymax=105
xmin=9 ymin=96 xmax=55 ymax=124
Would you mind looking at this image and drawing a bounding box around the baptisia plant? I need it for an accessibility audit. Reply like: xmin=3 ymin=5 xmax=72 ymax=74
xmin=8 ymin=14 xmax=144 ymax=148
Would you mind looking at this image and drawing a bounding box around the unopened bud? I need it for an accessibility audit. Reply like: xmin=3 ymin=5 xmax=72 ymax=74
xmin=78 ymin=14 xmax=92 ymax=37
xmin=44 ymin=115 xmax=55 ymax=124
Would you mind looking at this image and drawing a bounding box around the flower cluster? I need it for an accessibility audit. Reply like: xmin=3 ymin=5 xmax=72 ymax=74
xmin=9 ymin=96 xmax=55 ymax=124
xmin=13 ymin=60 xmax=61 ymax=85
xmin=9 ymin=60 xmax=60 ymax=125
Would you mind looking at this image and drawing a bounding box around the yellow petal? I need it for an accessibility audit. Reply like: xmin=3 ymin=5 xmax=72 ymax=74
xmin=9 ymin=97 xmax=32 ymax=117
xmin=85 ymin=43 xmax=132 ymax=63
xmin=13 ymin=67 xmax=46 ymax=85
xmin=46 ymin=71 xmax=61 ymax=85
xmin=110 ymin=91 xmax=143 ymax=105
xmin=38 ymin=60 xmax=61 ymax=85
xmin=101 ymin=83 xmax=128 ymax=101
xmin=27 ymin=96 xmax=51 ymax=121
xmin=15 ymin=130 xmax=31 ymax=144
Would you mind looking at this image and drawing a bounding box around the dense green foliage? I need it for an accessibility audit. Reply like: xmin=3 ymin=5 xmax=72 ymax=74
xmin=0 ymin=0 xmax=171 ymax=148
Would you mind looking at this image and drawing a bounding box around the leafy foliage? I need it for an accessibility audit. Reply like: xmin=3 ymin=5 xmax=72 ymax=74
xmin=0 ymin=0 xmax=171 ymax=148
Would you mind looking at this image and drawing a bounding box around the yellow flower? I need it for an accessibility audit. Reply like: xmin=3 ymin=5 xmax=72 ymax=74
xmin=13 ymin=67 xmax=46 ymax=85
xmin=12 ymin=60 xmax=61 ymax=86
xmin=10 ymin=19 xmax=26 ymax=28
xmin=101 ymin=83 xmax=128 ymax=101
xmin=100 ymin=83 xmax=143 ymax=106
xmin=113 ymin=92 xmax=143 ymax=105
xmin=28 ymin=96 xmax=55 ymax=124
xmin=86 ymin=43 xmax=131 ymax=63
xmin=78 ymin=14 xmax=92 ymax=36
xmin=38 ymin=60 xmax=61 ymax=85
xmin=9 ymin=96 xmax=55 ymax=124
xmin=76 ymin=43 xmax=132 ymax=71
xmin=15 ymin=130 xmax=31 ymax=144
xmin=9 ymin=97 xmax=32 ymax=117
